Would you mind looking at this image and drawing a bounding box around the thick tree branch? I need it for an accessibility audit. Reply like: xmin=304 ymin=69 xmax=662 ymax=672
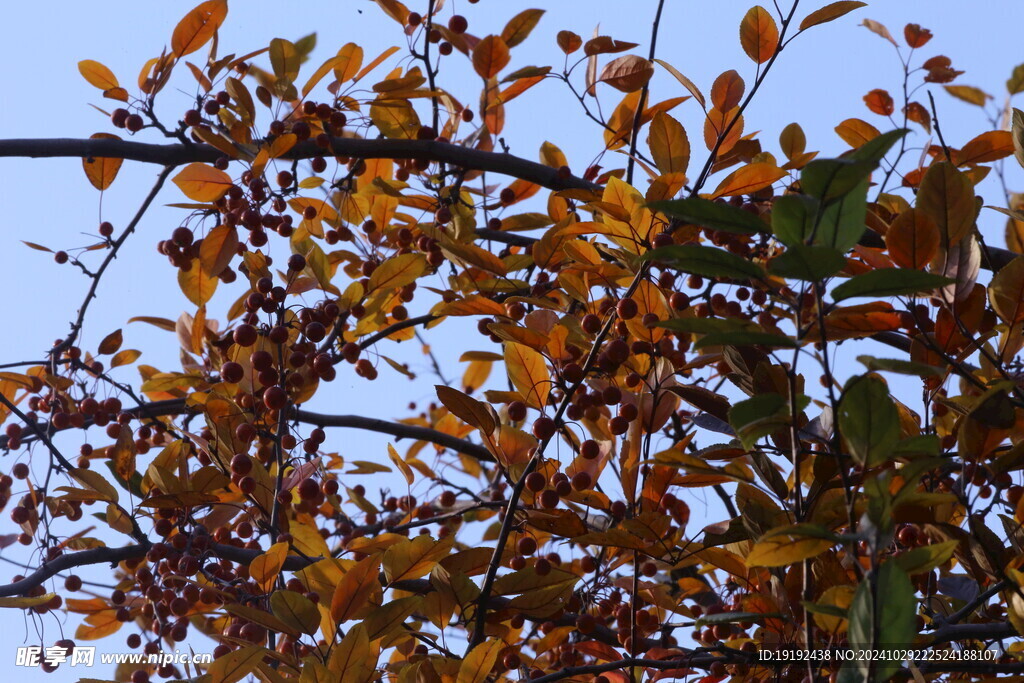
xmin=0 ymin=137 xmax=599 ymax=193
xmin=1 ymin=399 xmax=494 ymax=463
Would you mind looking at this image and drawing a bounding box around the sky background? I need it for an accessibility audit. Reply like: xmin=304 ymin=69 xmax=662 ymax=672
xmin=0 ymin=0 xmax=1022 ymax=680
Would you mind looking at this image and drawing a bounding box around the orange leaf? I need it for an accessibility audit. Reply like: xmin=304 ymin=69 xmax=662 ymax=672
xmin=863 ymin=88 xmax=894 ymax=116
xmin=904 ymin=102 xmax=931 ymax=132
xmin=886 ymin=209 xmax=940 ymax=270
xmin=199 ymin=225 xmax=238 ymax=276
xmin=957 ymin=130 xmax=1014 ymax=166
xmin=207 ymin=645 xmax=265 ymax=683
xmin=989 ymin=256 xmax=1024 ymax=324
xmin=249 ymin=542 xmax=288 ymax=593
xmin=739 ymin=6 xmax=779 ymax=64
xmin=331 ymin=554 xmax=382 ymax=622
xmin=504 ymin=342 xmax=550 ymax=409
xmin=75 ymin=609 xmax=122 ymax=640
xmin=78 ymin=60 xmax=119 ymax=90
xmin=799 ymin=2 xmax=867 ymax=31
xmin=598 ymin=55 xmax=654 ymax=93
xmin=703 ymin=107 xmax=744 ymax=155
xmin=710 ymin=70 xmax=745 ymax=111
xmin=82 ymin=133 xmax=123 ymax=191
xmin=710 ymin=162 xmax=786 ymax=199
xmin=472 ymin=36 xmax=511 ymax=79
xmin=647 ymin=111 xmax=690 ymax=175
xmin=173 ymin=163 xmax=233 ymax=202
xmin=654 ymin=59 xmax=706 ymax=109
xmin=372 ymin=0 xmax=410 ymax=24
xmin=834 ymin=118 xmax=880 ymax=148
xmin=171 ymin=0 xmax=227 ymax=58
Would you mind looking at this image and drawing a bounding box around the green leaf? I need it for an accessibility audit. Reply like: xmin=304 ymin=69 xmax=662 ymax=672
xmin=838 ymin=375 xmax=899 ymax=467
xmin=769 ymin=244 xmax=847 ymax=281
xmin=891 ymin=435 xmax=941 ymax=457
xmin=856 ymin=355 xmax=945 ymax=377
xmin=832 ymin=269 xmax=953 ymax=302
xmin=729 ymin=393 xmax=787 ymax=449
xmin=647 ymin=197 xmax=764 ymax=234
xmin=843 ymin=562 xmax=916 ymax=682
xmin=894 ymin=540 xmax=959 ymax=575
xmin=642 ymin=244 xmax=765 ymax=280
xmin=695 ymin=611 xmax=781 ymax=627
xmin=694 ymin=331 xmax=798 ymax=349
xmin=815 ymin=177 xmax=869 ymax=253
xmin=848 ymin=128 xmax=908 ymax=166
xmin=656 ymin=317 xmax=760 ymax=334
xmin=771 ymin=194 xmax=818 ymax=247
xmin=801 ymin=158 xmax=875 ymax=200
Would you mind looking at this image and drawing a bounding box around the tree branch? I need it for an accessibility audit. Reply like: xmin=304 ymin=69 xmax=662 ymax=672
xmin=0 ymin=137 xmax=600 ymax=193
xmin=1 ymin=399 xmax=494 ymax=463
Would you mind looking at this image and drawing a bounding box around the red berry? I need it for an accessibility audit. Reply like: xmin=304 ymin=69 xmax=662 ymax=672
xmin=532 ymin=416 xmax=557 ymax=440
xmin=263 ymin=386 xmax=288 ymax=410
xmin=221 ymin=362 xmax=244 ymax=384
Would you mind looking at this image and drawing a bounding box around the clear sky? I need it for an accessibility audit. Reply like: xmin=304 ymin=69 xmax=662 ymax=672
xmin=0 ymin=1 xmax=1021 ymax=680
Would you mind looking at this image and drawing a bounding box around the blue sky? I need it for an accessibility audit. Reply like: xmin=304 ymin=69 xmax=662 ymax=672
xmin=0 ymin=0 xmax=1022 ymax=679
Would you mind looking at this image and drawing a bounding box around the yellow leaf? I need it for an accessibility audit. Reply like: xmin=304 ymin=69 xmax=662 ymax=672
xmin=71 ymin=467 xmax=119 ymax=503
xmin=472 ymin=35 xmax=511 ymax=79
xmin=178 ymin=260 xmax=219 ymax=306
xmin=200 ymin=225 xmax=239 ymax=276
xmin=383 ymin=534 xmax=453 ymax=583
xmin=333 ymin=43 xmax=364 ymax=82
xmin=330 ymin=554 xmax=381 ymax=622
xmin=369 ymin=100 xmax=421 ymax=139
xmin=647 ymin=111 xmax=690 ymax=175
xmin=746 ymin=525 xmax=834 ymax=567
xmin=267 ymin=133 xmax=297 ymax=159
xmin=458 ymin=640 xmax=505 ymax=683
xmin=0 ymin=593 xmax=55 ymax=609
xmin=368 ymin=253 xmax=426 ymax=292
xmin=250 ymin=542 xmax=288 ymax=592
xmin=504 ymin=342 xmax=549 ymax=409
xmin=78 ymin=60 xmax=119 ymax=90
xmin=208 ymin=645 xmax=265 ymax=683
xmin=270 ymin=38 xmax=300 ymax=82
xmin=328 ymin=623 xmax=376 ymax=682
xmin=740 ymin=6 xmax=779 ymax=64
xmin=82 ymin=133 xmax=123 ymax=190
xmin=75 ymin=609 xmax=122 ymax=640
xmin=539 ymin=141 xmax=568 ymax=169
xmin=710 ymin=162 xmax=786 ymax=199
xmin=989 ymin=255 xmax=1024 ymax=323
xmin=111 ymin=349 xmax=141 ymax=368
xmin=171 ymin=0 xmax=227 ymax=57
xmin=173 ymin=163 xmax=234 ymax=202
xmin=387 ymin=443 xmax=414 ymax=485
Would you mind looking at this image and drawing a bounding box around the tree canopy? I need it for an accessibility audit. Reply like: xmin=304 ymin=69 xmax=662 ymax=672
xmin=2 ymin=1 xmax=1024 ymax=682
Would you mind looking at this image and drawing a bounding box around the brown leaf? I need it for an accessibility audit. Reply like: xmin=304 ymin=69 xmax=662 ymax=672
xmin=436 ymin=385 xmax=496 ymax=434
xmin=598 ymin=55 xmax=654 ymax=93
xmin=654 ymin=59 xmax=706 ymax=109
xmin=98 ymin=328 xmax=123 ymax=355
xmin=556 ymin=30 xmax=582 ymax=54
xmin=501 ymin=9 xmax=545 ymax=48
xmin=989 ymin=255 xmax=1024 ymax=323
xmin=944 ymin=85 xmax=990 ymax=106
xmin=916 ymin=161 xmax=976 ymax=247
xmin=861 ymin=18 xmax=898 ymax=46
xmin=904 ymin=23 xmax=933 ymax=48
xmin=886 ymin=209 xmax=940 ymax=270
